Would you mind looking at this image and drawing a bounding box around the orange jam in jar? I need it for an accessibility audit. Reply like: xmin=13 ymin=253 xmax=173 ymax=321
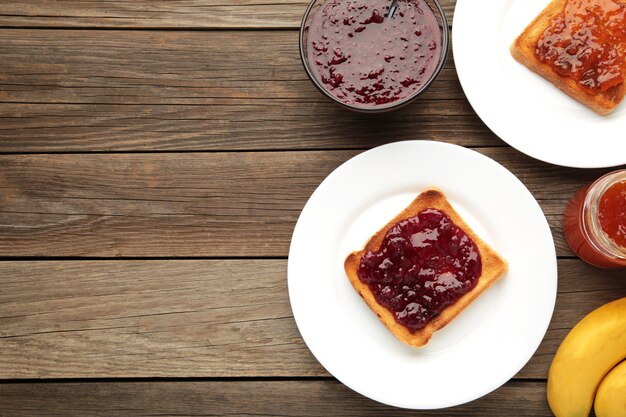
xmin=563 ymin=170 xmax=626 ymax=269
xmin=535 ymin=0 xmax=626 ymax=94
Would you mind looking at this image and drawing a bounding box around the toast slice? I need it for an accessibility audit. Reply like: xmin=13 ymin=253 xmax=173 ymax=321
xmin=344 ymin=189 xmax=508 ymax=347
xmin=510 ymin=0 xmax=626 ymax=115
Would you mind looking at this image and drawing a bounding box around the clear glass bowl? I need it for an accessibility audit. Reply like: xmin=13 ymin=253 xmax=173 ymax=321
xmin=299 ymin=0 xmax=449 ymax=113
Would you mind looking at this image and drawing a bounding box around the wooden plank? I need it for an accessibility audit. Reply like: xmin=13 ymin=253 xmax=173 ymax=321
xmin=0 ymin=0 xmax=456 ymax=29
xmin=0 ymin=102 xmax=497 ymax=152
xmin=0 ymin=259 xmax=623 ymax=379
xmin=0 ymin=30 xmax=460 ymax=105
xmin=0 ymin=380 xmax=549 ymax=416
xmin=0 ymin=260 xmax=320 ymax=378
xmin=0 ymin=149 xmax=610 ymax=258
xmin=0 ymin=29 xmax=495 ymax=152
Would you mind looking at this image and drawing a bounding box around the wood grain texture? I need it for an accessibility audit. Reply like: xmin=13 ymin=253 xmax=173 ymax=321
xmin=0 ymin=30 xmax=460 ymax=105
xmin=0 ymin=149 xmax=611 ymax=258
xmin=0 ymin=259 xmax=624 ymax=379
xmin=0 ymin=260 xmax=319 ymax=378
xmin=0 ymin=0 xmax=456 ymax=29
xmin=0 ymin=30 xmax=496 ymax=152
xmin=0 ymin=380 xmax=548 ymax=416
xmin=0 ymin=101 xmax=496 ymax=152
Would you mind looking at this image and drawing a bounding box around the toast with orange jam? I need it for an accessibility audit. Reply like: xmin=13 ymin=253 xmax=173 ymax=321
xmin=511 ymin=0 xmax=626 ymax=115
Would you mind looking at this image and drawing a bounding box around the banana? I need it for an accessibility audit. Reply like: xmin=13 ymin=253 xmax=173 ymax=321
xmin=595 ymin=360 xmax=626 ymax=417
xmin=548 ymin=297 xmax=626 ymax=417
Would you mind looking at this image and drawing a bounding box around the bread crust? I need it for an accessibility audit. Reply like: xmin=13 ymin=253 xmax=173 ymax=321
xmin=344 ymin=188 xmax=508 ymax=347
xmin=510 ymin=0 xmax=625 ymax=115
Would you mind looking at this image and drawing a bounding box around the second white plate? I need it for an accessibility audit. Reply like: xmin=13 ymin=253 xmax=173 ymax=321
xmin=453 ymin=0 xmax=626 ymax=168
xmin=288 ymin=141 xmax=557 ymax=409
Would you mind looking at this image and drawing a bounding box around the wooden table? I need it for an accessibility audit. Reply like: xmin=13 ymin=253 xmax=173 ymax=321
xmin=0 ymin=1 xmax=624 ymax=415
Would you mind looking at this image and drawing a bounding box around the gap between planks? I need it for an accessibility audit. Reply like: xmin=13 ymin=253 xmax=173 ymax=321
xmin=0 ymin=144 xmax=510 ymax=157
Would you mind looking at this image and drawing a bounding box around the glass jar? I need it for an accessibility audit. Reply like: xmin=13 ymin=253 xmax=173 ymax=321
xmin=563 ymin=170 xmax=626 ymax=269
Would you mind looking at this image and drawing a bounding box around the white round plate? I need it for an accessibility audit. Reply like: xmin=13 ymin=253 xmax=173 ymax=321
xmin=288 ymin=141 xmax=557 ymax=409
xmin=453 ymin=0 xmax=626 ymax=168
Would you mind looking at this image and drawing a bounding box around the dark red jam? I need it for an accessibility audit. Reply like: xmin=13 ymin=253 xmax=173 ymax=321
xmin=306 ymin=0 xmax=442 ymax=107
xmin=535 ymin=0 xmax=626 ymax=94
xmin=357 ymin=209 xmax=482 ymax=332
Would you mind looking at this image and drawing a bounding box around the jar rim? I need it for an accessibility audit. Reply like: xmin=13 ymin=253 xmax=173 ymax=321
xmin=582 ymin=169 xmax=626 ymax=261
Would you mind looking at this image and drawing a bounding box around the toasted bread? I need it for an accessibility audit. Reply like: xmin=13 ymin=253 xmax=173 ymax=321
xmin=344 ymin=189 xmax=508 ymax=347
xmin=510 ymin=0 xmax=626 ymax=115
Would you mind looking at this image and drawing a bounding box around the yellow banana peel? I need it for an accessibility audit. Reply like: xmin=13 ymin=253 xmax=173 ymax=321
xmin=548 ymin=297 xmax=626 ymax=417
xmin=595 ymin=360 xmax=626 ymax=417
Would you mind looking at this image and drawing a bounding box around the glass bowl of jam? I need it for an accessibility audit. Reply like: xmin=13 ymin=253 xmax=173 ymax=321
xmin=563 ymin=170 xmax=626 ymax=269
xmin=299 ymin=0 xmax=449 ymax=113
